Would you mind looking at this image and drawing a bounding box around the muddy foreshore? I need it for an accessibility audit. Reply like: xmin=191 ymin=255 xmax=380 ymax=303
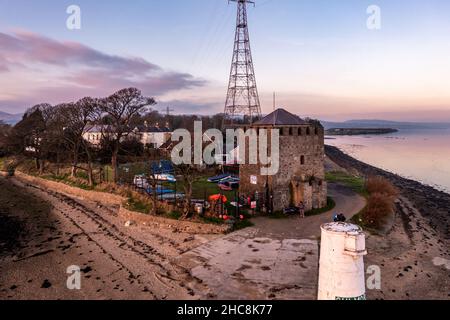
xmin=325 ymin=145 xmax=450 ymax=242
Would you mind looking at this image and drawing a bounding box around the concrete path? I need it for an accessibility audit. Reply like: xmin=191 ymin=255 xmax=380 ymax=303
xmin=177 ymin=229 xmax=319 ymax=300
xmin=252 ymin=183 xmax=367 ymax=240
xmin=177 ymin=183 xmax=366 ymax=300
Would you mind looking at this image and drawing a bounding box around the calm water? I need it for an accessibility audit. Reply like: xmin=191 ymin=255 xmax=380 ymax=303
xmin=326 ymin=129 xmax=450 ymax=193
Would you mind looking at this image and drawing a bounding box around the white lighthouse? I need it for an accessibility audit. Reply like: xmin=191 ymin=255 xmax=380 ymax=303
xmin=318 ymin=222 xmax=368 ymax=300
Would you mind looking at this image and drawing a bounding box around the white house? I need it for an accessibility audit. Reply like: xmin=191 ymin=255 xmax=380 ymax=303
xmin=83 ymin=123 xmax=172 ymax=149
xmin=132 ymin=122 xmax=172 ymax=149
xmin=83 ymin=125 xmax=108 ymax=146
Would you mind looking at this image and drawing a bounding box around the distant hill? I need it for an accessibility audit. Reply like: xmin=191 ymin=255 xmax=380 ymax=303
xmin=325 ymin=128 xmax=399 ymax=136
xmin=0 ymin=111 xmax=23 ymax=125
xmin=321 ymin=119 xmax=450 ymax=130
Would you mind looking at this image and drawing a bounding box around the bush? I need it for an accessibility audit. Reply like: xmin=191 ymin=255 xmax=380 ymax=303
xmin=361 ymin=176 xmax=399 ymax=229
xmin=366 ymin=176 xmax=399 ymax=197
xmin=362 ymin=192 xmax=396 ymax=228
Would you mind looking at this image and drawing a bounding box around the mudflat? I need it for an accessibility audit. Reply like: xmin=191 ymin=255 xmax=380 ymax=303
xmin=0 ymin=176 xmax=216 ymax=300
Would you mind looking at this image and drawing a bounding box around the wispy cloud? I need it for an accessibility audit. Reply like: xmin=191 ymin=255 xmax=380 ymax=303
xmin=0 ymin=30 xmax=206 ymax=112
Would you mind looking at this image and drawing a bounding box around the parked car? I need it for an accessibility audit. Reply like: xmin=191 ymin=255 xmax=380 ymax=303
xmin=218 ymin=181 xmax=239 ymax=191
xmin=133 ymin=175 xmax=149 ymax=189
xmin=219 ymin=176 xmax=240 ymax=183
xmin=154 ymin=173 xmax=177 ymax=183
xmin=208 ymin=174 xmax=232 ymax=183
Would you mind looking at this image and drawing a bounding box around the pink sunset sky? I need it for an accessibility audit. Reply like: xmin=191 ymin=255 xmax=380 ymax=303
xmin=1 ymin=0 xmax=450 ymax=122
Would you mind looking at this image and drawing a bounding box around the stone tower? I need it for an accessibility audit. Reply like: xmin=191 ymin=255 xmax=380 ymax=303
xmin=239 ymin=108 xmax=328 ymax=212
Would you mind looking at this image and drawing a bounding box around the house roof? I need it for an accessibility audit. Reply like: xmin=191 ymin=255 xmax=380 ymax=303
xmin=85 ymin=124 xmax=114 ymax=133
xmin=253 ymin=108 xmax=308 ymax=126
xmin=86 ymin=124 xmax=172 ymax=133
xmin=134 ymin=125 xmax=172 ymax=133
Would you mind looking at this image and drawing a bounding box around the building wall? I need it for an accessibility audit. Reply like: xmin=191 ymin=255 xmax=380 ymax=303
xmin=239 ymin=124 xmax=327 ymax=212
xmin=83 ymin=131 xmax=172 ymax=149
xmin=140 ymin=132 xmax=172 ymax=148
xmin=83 ymin=132 xmax=103 ymax=145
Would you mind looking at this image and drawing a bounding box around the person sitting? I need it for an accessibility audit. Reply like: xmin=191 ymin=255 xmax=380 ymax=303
xmin=333 ymin=213 xmax=347 ymax=222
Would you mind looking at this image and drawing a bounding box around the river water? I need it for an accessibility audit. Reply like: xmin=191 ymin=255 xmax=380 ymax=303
xmin=325 ymin=128 xmax=450 ymax=193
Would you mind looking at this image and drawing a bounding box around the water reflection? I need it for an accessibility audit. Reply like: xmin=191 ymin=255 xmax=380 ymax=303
xmin=326 ymin=129 xmax=450 ymax=193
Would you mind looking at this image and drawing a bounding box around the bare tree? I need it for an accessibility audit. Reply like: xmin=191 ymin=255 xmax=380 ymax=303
xmin=44 ymin=106 xmax=69 ymax=176
xmin=57 ymin=98 xmax=100 ymax=186
xmin=11 ymin=104 xmax=54 ymax=174
xmin=175 ymin=164 xmax=201 ymax=219
xmin=100 ymin=88 xmax=156 ymax=182
xmin=0 ymin=120 xmax=11 ymax=157
xmin=147 ymin=171 xmax=161 ymax=215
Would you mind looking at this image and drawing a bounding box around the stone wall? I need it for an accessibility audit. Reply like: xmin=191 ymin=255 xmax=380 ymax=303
xmin=14 ymin=171 xmax=125 ymax=205
xmin=240 ymin=124 xmax=327 ymax=212
xmin=118 ymin=207 xmax=231 ymax=235
xmin=13 ymin=171 xmax=231 ymax=235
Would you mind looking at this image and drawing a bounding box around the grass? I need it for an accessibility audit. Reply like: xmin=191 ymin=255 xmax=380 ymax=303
xmin=41 ymin=174 xmax=95 ymax=190
xmin=191 ymin=177 xmax=236 ymax=200
xmin=123 ymin=197 xmax=152 ymax=214
xmin=164 ymin=211 xmax=182 ymax=220
xmin=201 ymin=216 xmax=225 ymax=225
xmin=326 ymin=171 xmax=368 ymax=196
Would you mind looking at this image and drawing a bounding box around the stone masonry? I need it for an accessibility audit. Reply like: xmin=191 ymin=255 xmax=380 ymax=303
xmin=239 ymin=109 xmax=327 ymax=212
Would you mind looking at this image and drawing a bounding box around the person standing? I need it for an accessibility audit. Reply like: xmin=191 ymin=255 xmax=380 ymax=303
xmin=299 ymin=201 xmax=305 ymax=219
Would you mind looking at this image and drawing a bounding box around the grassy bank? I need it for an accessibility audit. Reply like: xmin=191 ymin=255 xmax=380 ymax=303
xmin=325 ymin=171 xmax=398 ymax=231
xmin=325 ymin=171 xmax=368 ymax=196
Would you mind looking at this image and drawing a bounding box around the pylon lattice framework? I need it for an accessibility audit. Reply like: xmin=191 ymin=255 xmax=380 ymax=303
xmin=223 ymin=0 xmax=262 ymax=127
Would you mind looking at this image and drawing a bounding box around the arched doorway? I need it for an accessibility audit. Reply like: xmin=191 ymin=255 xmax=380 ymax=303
xmin=290 ymin=180 xmax=304 ymax=207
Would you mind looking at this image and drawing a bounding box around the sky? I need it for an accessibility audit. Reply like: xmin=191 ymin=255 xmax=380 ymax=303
xmin=0 ymin=0 xmax=450 ymax=121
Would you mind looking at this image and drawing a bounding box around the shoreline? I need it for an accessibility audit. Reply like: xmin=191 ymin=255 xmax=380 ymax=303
xmin=325 ymin=145 xmax=450 ymax=241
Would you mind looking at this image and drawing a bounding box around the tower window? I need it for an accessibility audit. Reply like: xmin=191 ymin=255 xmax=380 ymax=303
xmin=306 ymin=127 xmax=311 ymax=135
xmin=301 ymin=155 xmax=305 ymax=165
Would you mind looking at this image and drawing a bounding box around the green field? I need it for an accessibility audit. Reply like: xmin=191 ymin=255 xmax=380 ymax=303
xmin=191 ymin=177 xmax=236 ymax=200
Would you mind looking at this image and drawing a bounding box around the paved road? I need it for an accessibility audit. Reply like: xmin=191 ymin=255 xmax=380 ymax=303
xmin=178 ymin=183 xmax=366 ymax=300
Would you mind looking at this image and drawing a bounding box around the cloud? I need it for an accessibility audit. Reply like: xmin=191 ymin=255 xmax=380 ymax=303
xmin=0 ymin=30 xmax=160 ymax=75
xmin=158 ymin=99 xmax=221 ymax=115
xmin=0 ymin=30 xmax=206 ymax=111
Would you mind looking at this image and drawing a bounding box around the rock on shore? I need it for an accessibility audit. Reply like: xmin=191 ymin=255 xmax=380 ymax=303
xmin=326 ymin=145 xmax=450 ymax=300
xmin=326 ymin=145 xmax=450 ymax=241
